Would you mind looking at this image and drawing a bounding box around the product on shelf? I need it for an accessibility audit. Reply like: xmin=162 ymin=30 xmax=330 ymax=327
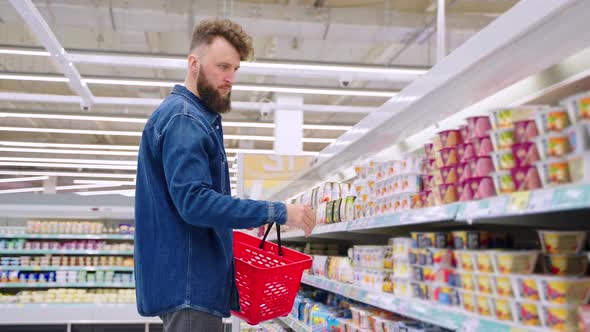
xmin=0 ymin=288 xmax=135 ymax=304
xmin=20 ymin=221 xmax=135 ymax=235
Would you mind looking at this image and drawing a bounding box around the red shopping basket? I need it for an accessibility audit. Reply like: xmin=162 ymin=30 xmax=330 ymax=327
xmin=232 ymin=223 xmax=312 ymax=325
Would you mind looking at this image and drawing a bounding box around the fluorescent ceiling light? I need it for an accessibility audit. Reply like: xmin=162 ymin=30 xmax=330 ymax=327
xmin=0 ymin=187 xmax=45 ymax=194
xmin=302 ymin=138 xmax=337 ymax=143
xmin=0 ymin=176 xmax=49 ymax=183
xmin=302 ymin=124 xmax=352 ymax=131
xmin=0 ymin=74 xmax=396 ymax=97
xmin=0 ymin=47 xmax=426 ymax=76
xmin=0 ymin=112 xmax=349 ymax=131
xmin=0 ymin=170 xmax=136 ymax=179
xmin=73 ymin=180 xmax=135 ymax=185
xmin=0 ymin=157 xmax=136 ymax=165
xmin=0 ymin=74 xmax=68 ymax=83
xmin=242 ymin=62 xmax=427 ymax=76
xmin=0 ymin=161 xmax=136 ymax=170
xmin=224 ymin=134 xmax=274 ymax=142
xmin=233 ymin=85 xmax=397 ymax=97
xmin=56 ymin=183 xmax=124 ymax=191
xmin=76 ymin=189 xmax=135 ymax=196
xmin=0 ymin=141 xmax=139 ymax=150
xmin=0 ymin=48 xmax=50 ymax=56
xmin=0 ymin=147 xmax=138 ymax=156
xmin=0 ymin=126 xmax=141 ymax=136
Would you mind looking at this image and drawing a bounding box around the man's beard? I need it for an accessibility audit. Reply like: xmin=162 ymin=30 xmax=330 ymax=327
xmin=197 ymin=69 xmax=231 ymax=114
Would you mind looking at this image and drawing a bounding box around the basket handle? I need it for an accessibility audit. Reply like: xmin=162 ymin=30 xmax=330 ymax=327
xmin=259 ymin=223 xmax=283 ymax=257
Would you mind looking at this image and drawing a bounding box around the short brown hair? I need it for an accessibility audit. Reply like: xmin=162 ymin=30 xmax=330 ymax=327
xmin=190 ymin=19 xmax=253 ymax=61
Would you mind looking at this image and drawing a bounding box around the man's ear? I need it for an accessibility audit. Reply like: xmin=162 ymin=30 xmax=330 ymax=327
xmin=188 ymin=54 xmax=200 ymax=76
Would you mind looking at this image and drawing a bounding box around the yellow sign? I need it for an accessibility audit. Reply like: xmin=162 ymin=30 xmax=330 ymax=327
xmin=239 ymin=154 xmax=313 ymax=199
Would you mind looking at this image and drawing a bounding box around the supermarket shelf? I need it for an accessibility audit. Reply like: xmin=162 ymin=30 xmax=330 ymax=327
xmin=268 ymin=0 xmax=590 ymax=202
xmin=277 ymin=315 xmax=311 ymax=332
xmin=0 ymin=234 xmax=134 ymax=240
xmin=0 ymin=282 xmax=134 ymax=288
xmin=0 ymin=303 xmax=158 ymax=325
xmin=0 ymin=266 xmax=134 ymax=272
xmin=0 ymin=193 xmax=134 ymax=219
xmin=456 ymin=183 xmax=590 ymax=221
xmin=0 ymin=249 xmax=133 ymax=255
xmin=271 ymin=183 xmax=590 ymax=241
xmin=301 ymin=275 xmax=546 ymax=332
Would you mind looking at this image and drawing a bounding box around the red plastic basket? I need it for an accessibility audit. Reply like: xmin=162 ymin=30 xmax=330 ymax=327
xmin=232 ymin=224 xmax=312 ymax=325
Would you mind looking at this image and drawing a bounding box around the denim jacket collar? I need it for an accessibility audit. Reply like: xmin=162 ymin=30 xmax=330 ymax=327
xmin=171 ymin=84 xmax=220 ymax=125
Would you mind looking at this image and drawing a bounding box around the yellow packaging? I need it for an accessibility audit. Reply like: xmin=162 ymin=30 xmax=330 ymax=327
xmin=492 ymin=298 xmax=513 ymax=321
xmin=513 ymin=276 xmax=540 ymax=301
xmin=539 ymin=277 xmax=590 ymax=304
xmin=460 ymin=273 xmax=476 ymax=291
xmin=516 ymin=302 xmax=541 ymax=326
xmin=475 ymin=252 xmax=494 ymax=273
xmin=476 ymin=295 xmax=492 ymax=317
xmin=493 ymin=275 xmax=514 ymax=297
xmin=542 ymin=305 xmax=580 ymax=331
xmin=462 ymin=292 xmax=476 ymax=313
xmin=476 ymin=274 xmax=494 ymax=294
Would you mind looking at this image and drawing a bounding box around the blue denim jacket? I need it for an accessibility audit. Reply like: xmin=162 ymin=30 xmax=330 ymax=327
xmin=134 ymin=85 xmax=287 ymax=317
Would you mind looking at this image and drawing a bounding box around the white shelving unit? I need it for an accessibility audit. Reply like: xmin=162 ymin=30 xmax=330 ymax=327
xmin=302 ymin=275 xmax=546 ymax=332
xmin=276 ymin=315 xmax=312 ymax=332
xmin=0 ymin=266 xmax=134 ymax=272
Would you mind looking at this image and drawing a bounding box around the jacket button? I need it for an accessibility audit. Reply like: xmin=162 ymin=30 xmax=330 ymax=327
xmin=216 ymin=125 xmax=220 ymax=129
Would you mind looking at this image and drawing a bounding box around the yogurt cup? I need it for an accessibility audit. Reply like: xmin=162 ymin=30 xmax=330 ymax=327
xmin=435 ymin=147 xmax=459 ymax=168
xmin=490 ymin=149 xmax=516 ymax=171
xmin=475 ymin=273 xmax=494 ymax=295
xmin=491 ymin=297 xmax=515 ymax=322
xmin=538 ymin=230 xmax=587 ymax=254
xmin=474 ymin=251 xmax=494 ymax=273
xmin=511 ymin=274 xmax=541 ymax=301
xmin=459 ymin=124 xmax=470 ymax=143
xmin=460 ymin=290 xmax=477 ymax=313
xmin=466 ymin=116 xmax=492 ymax=140
xmin=561 ymin=92 xmax=590 ymax=123
xmin=452 ymin=231 xmax=490 ymax=250
xmin=533 ymin=107 xmax=571 ymax=134
xmin=510 ymin=165 xmax=542 ymax=191
xmin=454 ymin=250 xmax=476 ymax=272
xmin=491 ymin=250 xmax=540 ymax=274
xmin=424 ymin=143 xmax=434 ymax=159
xmin=489 ymin=107 xmax=539 ymax=130
xmin=466 ymin=156 xmax=495 ymax=178
xmin=457 ymin=271 xmax=477 ymax=291
xmin=459 ymin=176 xmax=496 ymax=201
xmin=439 ymin=165 xmax=459 ymax=184
xmin=513 ymin=119 xmax=539 ymax=143
xmin=492 ymin=171 xmax=516 ymax=194
xmin=457 ymin=142 xmax=475 ymax=163
xmin=540 ymin=304 xmax=581 ymax=331
xmin=432 ymin=184 xmax=458 ymax=205
xmin=511 ymin=142 xmax=540 ymax=167
xmin=490 ymin=127 xmax=516 ymax=151
xmin=424 ymin=248 xmax=454 ymax=268
xmin=566 ymin=121 xmax=590 ymax=153
xmin=435 ymin=129 xmax=463 ymax=151
xmin=543 ymin=254 xmax=589 ymax=276
xmin=469 ymin=135 xmax=494 ymax=157
xmin=535 ymin=158 xmax=571 ymax=187
xmin=538 ymin=275 xmax=590 ymax=305
xmin=492 ymin=274 xmax=514 ymax=297
xmin=476 ymin=295 xmax=493 ymax=317
xmin=515 ymin=301 xmax=542 ymax=327
xmin=568 ymin=151 xmax=590 ymax=183
xmin=534 ymin=132 xmax=572 ymax=159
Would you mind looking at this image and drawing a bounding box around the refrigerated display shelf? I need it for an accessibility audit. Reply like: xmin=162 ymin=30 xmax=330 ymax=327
xmin=301 ymin=275 xmax=546 ymax=332
xmin=0 ymin=234 xmax=134 ymax=240
xmin=0 ymin=266 xmax=134 ymax=272
xmin=277 ymin=315 xmax=311 ymax=332
xmin=0 ymin=282 xmax=134 ymax=288
xmin=0 ymin=249 xmax=133 ymax=255
xmin=271 ymin=183 xmax=590 ymax=241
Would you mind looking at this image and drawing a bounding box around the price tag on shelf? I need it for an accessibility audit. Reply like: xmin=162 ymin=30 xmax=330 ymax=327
xmin=528 ymin=189 xmax=553 ymax=212
xmin=487 ymin=196 xmax=508 ymax=216
xmin=507 ymin=191 xmax=530 ymax=213
xmin=459 ymin=317 xmax=480 ymax=332
xmin=552 ymin=185 xmax=590 ymax=209
xmin=463 ymin=201 xmax=480 ymax=222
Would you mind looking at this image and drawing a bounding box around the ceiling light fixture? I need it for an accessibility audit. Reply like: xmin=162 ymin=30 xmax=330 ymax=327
xmin=73 ymin=179 xmax=136 ymax=185
xmin=0 ymin=141 xmax=139 ymax=150
xmin=0 ymin=176 xmax=49 ymax=183
xmin=0 ymin=74 xmax=68 ymax=83
xmin=0 ymin=147 xmax=139 ymax=156
xmin=0 ymin=187 xmax=45 ymax=194
xmin=0 ymin=161 xmax=136 ymax=170
xmin=0 ymin=170 xmax=136 ymax=179
xmin=0 ymin=157 xmax=137 ymax=165
xmin=76 ymin=189 xmax=135 ymax=196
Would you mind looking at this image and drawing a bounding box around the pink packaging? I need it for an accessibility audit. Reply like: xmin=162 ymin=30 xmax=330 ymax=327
xmin=421 ymin=175 xmax=434 ymax=191
xmin=425 ymin=143 xmax=434 ymax=156
xmin=459 ymin=125 xmax=470 ymax=142
xmin=510 ymin=166 xmax=542 ymax=191
xmin=457 ymin=143 xmax=475 ymax=163
xmin=462 ymin=177 xmax=496 ymax=200
xmin=512 ymin=142 xmax=540 ymax=167
xmin=440 ymin=165 xmax=459 ymax=184
xmin=466 ymin=156 xmax=494 ymax=178
xmin=435 ymin=147 xmax=459 ymax=168
xmin=514 ymin=120 xmax=539 ymax=143
xmin=466 ymin=116 xmax=492 ymax=140
xmin=458 ymin=162 xmax=471 ymax=182
xmin=469 ymin=136 xmax=494 ymax=157
xmin=434 ymin=130 xmax=463 ymax=151
xmin=425 ymin=159 xmax=436 ymax=174
xmin=433 ymin=184 xmax=459 ymax=205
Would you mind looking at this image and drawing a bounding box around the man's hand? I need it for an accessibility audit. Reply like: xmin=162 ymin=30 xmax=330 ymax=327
xmin=285 ymin=204 xmax=316 ymax=237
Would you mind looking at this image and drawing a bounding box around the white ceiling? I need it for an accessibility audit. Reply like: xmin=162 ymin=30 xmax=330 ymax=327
xmin=0 ymin=0 xmax=518 ymax=194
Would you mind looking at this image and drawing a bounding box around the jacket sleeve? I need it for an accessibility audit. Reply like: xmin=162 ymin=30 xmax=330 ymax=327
xmin=161 ymin=114 xmax=287 ymax=229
